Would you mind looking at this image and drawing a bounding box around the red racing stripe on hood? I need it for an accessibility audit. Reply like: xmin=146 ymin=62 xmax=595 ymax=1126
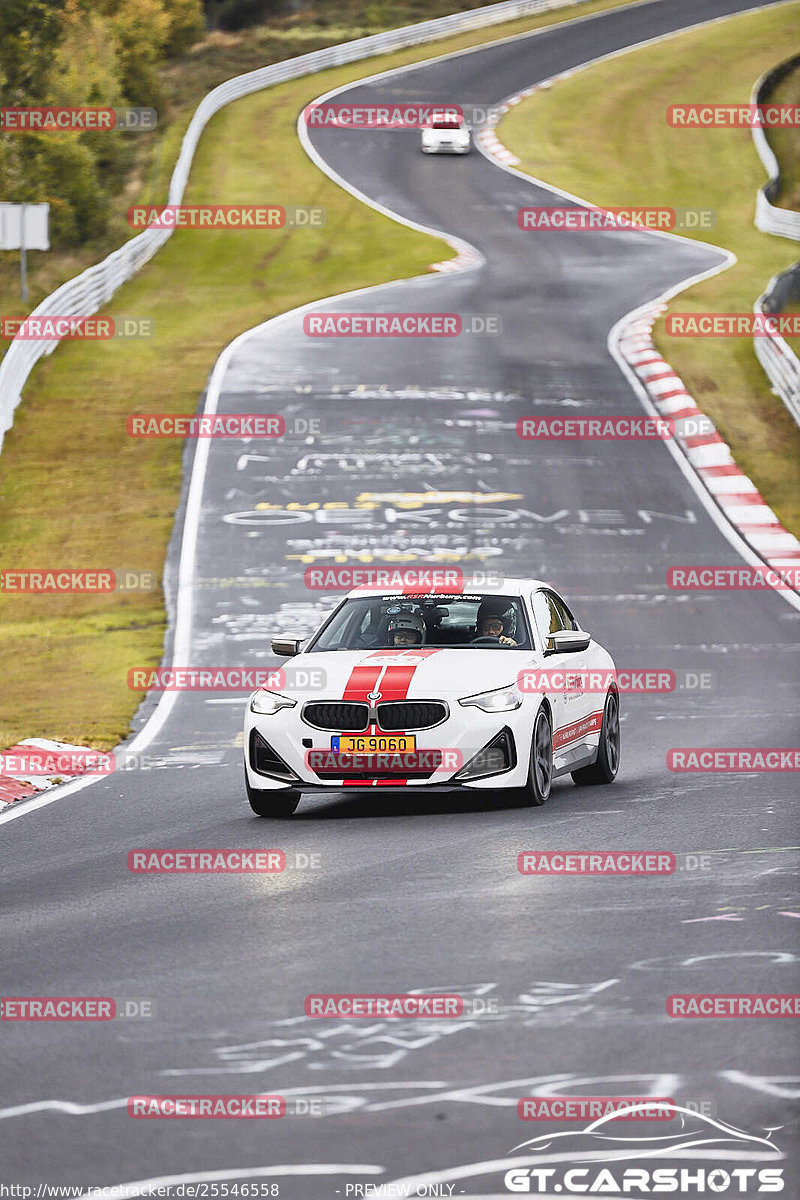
xmin=342 ymin=665 xmax=383 ymax=702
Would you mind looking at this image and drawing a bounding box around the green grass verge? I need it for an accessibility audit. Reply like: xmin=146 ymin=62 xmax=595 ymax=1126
xmin=499 ymin=2 xmax=800 ymax=542
xmin=0 ymin=0 xmax=639 ymax=750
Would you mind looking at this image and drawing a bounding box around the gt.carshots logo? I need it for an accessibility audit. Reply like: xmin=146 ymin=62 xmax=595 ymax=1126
xmin=504 ymin=1167 xmax=785 ymax=1192
xmin=504 ymin=1107 xmax=784 ymax=1193
xmin=305 ymin=994 xmax=462 ymax=1017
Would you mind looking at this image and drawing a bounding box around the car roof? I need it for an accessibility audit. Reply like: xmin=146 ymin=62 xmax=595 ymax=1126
xmin=346 ymin=577 xmax=551 ymax=599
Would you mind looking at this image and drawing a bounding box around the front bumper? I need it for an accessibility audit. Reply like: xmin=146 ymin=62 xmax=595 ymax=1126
xmin=421 ymin=140 xmax=471 ymax=155
xmin=244 ymin=703 xmax=532 ymax=792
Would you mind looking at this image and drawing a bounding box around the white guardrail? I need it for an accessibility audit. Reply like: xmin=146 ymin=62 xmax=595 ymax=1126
xmin=0 ymin=0 xmax=588 ymax=454
xmin=750 ymin=57 xmax=800 ymax=426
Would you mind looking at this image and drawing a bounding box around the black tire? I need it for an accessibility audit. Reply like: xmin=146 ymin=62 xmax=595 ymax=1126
xmin=245 ymin=771 xmax=301 ymax=817
xmin=515 ymin=705 xmax=553 ymax=806
xmin=571 ymin=690 xmax=620 ymax=786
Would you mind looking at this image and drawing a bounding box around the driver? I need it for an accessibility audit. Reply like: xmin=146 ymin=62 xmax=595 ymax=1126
xmin=475 ymin=600 xmax=517 ymax=646
xmin=387 ymin=611 xmax=426 ymax=648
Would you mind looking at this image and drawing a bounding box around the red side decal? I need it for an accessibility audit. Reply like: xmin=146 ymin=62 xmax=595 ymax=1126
xmin=554 ymin=709 xmax=603 ymax=750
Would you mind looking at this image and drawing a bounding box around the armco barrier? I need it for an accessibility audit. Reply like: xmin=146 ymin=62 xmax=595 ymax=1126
xmin=754 ymin=263 xmax=800 ymax=426
xmin=750 ymin=54 xmax=800 ymax=427
xmin=751 ymin=54 xmax=800 ymax=242
xmin=0 ymin=0 xmax=587 ymax=455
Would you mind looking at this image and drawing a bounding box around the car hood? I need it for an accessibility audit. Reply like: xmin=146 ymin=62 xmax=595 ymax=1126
xmin=278 ymin=648 xmax=535 ymax=700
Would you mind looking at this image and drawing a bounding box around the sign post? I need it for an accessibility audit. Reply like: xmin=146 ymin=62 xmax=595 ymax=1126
xmin=0 ymin=203 xmax=50 ymax=301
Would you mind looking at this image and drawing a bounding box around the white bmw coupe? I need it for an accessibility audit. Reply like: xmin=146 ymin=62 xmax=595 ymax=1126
xmin=420 ymin=111 xmax=472 ymax=154
xmin=243 ymin=580 xmax=620 ymax=816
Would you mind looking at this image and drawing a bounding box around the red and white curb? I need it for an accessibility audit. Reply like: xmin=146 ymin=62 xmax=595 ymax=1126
xmin=474 ymin=82 xmax=563 ymax=166
xmin=0 ymin=738 xmax=107 ymax=806
xmin=618 ymin=306 xmax=800 ymax=583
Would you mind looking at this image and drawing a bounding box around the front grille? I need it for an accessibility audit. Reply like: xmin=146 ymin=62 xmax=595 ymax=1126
xmin=376 ymin=701 xmax=447 ymax=731
xmin=302 ymin=701 xmax=369 ymax=732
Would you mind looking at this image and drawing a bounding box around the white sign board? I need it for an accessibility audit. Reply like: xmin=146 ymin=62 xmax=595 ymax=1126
xmin=0 ymin=203 xmax=50 ymax=250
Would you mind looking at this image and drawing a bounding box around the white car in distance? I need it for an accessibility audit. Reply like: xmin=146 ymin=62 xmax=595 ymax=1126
xmin=421 ymin=111 xmax=472 ymax=154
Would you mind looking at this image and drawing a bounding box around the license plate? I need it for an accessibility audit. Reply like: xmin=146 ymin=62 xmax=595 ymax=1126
xmin=331 ymin=735 xmax=416 ymax=753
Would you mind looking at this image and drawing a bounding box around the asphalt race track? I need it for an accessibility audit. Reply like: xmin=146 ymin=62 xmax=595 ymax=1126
xmin=2 ymin=0 xmax=799 ymax=1194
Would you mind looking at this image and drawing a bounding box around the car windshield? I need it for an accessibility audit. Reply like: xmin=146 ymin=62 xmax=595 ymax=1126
xmin=307 ymin=594 xmax=531 ymax=651
xmin=431 ymin=119 xmax=461 ymax=129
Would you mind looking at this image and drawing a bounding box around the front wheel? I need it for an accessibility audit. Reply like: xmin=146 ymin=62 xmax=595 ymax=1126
xmin=514 ymin=705 xmax=552 ymax=806
xmin=245 ymin=770 xmax=300 ymax=817
xmin=571 ymin=690 xmax=620 ymax=785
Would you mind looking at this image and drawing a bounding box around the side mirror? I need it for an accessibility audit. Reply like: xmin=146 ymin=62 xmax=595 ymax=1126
xmin=271 ymin=637 xmax=302 ymax=657
xmin=547 ymin=630 xmax=591 ymax=654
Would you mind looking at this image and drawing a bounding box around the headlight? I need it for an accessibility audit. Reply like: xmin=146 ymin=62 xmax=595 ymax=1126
xmin=249 ymin=690 xmax=296 ymax=716
xmin=459 ymin=685 xmax=522 ymax=713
